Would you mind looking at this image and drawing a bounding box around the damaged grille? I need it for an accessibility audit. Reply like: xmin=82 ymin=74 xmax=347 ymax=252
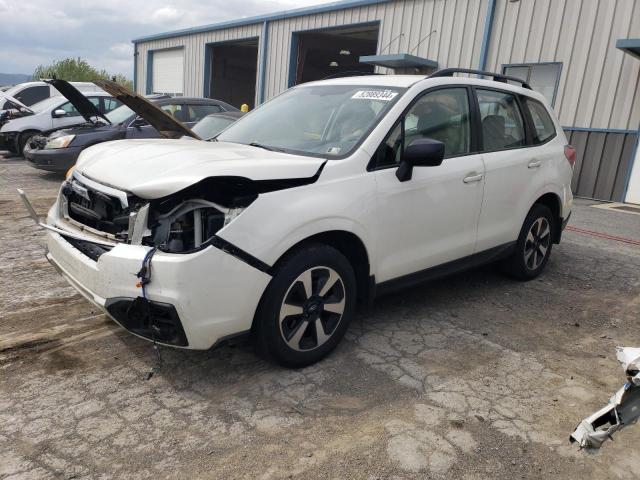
xmin=62 ymin=179 xmax=131 ymax=237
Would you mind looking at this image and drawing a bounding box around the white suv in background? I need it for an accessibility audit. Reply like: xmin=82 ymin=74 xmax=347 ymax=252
xmin=21 ymin=71 xmax=574 ymax=367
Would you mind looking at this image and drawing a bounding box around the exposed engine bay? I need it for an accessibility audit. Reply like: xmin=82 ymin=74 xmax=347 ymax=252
xmin=60 ymin=171 xmax=322 ymax=255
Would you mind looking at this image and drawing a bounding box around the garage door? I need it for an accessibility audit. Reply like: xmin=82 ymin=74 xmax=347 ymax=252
xmin=152 ymin=48 xmax=184 ymax=95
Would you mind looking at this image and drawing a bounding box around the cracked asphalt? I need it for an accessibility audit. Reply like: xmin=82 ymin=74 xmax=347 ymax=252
xmin=2 ymin=152 xmax=640 ymax=479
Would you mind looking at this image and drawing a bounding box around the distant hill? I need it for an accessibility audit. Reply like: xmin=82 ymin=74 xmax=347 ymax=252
xmin=0 ymin=73 xmax=32 ymax=87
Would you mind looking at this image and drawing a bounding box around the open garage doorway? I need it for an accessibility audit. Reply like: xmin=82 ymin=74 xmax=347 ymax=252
xmin=207 ymin=39 xmax=259 ymax=109
xmin=290 ymin=23 xmax=379 ymax=86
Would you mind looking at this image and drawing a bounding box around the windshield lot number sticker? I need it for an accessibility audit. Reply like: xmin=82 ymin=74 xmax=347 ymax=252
xmin=352 ymin=90 xmax=398 ymax=101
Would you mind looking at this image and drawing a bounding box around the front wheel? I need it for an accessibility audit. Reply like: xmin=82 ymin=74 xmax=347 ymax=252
xmin=502 ymin=204 xmax=554 ymax=280
xmin=253 ymin=244 xmax=356 ymax=368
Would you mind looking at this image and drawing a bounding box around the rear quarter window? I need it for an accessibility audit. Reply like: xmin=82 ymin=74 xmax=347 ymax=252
xmin=524 ymin=98 xmax=556 ymax=144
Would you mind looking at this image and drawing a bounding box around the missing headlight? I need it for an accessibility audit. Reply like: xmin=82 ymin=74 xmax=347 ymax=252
xmin=149 ymin=199 xmax=241 ymax=253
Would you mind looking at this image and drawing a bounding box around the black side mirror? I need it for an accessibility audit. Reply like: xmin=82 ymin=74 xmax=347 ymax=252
xmin=131 ymin=116 xmax=147 ymax=128
xmin=396 ymin=138 xmax=445 ymax=182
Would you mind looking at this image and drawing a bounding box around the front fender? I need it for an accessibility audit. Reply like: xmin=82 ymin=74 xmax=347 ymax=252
xmin=217 ymin=171 xmax=378 ymax=274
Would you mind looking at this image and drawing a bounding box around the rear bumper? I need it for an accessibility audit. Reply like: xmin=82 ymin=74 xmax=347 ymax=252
xmin=25 ymin=146 xmax=82 ymax=172
xmin=45 ymin=221 xmax=271 ymax=350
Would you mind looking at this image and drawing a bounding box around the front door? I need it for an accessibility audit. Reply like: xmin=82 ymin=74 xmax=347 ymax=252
xmin=372 ymin=87 xmax=485 ymax=283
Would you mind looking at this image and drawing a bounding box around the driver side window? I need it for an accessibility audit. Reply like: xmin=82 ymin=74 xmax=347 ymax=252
xmin=372 ymin=88 xmax=471 ymax=169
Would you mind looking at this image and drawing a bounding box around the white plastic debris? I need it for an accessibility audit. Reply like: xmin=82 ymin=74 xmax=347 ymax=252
xmin=570 ymin=347 xmax=640 ymax=449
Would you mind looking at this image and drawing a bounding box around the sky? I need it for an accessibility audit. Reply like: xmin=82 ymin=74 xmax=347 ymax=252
xmin=0 ymin=0 xmax=338 ymax=78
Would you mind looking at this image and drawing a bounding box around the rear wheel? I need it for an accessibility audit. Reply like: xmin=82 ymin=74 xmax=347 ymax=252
xmin=253 ymin=244 xmax=356 ymax=368
xmin=502 ymin=204 xmax=554 ymax=280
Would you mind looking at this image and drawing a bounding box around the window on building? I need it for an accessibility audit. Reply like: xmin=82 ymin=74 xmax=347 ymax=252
xmin=502 ymin=63 xmax=562 ymax=106
xmin=476 ymin=89 xmax=526 ymax=152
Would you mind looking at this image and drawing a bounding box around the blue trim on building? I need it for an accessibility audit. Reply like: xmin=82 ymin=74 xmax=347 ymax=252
xmin=622 ymin=129 xmax=640 ymax=201
xmin=288 ymin=32 xmax=299 ymax=88
xmin=145 ymin=50 xmax=153 ymax=94
xmin=562 ymin=126 xmax=638 ymax=135
xmin=203 ymin=46 xmax=212 ymax=98
xmin=132 ymin=0 xmax=391 ymax=44
xmin=478 ymin=0 xmax=496 ymax=71
xmin=133 ymin=44 xmax=138 ymax=93
xmin=616 ymin=38 xmax=640 ymax=61
xmin=360 ymin=53 xmax=438 ymax=69
xmin=258 ymin=21 xmax=269 ymax=104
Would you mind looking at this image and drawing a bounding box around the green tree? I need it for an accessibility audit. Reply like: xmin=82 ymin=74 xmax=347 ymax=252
xmin=33 ymin=57 xmax=133 ymax=91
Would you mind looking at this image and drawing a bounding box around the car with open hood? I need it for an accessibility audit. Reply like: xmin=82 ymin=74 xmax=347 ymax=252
xmin=0 ymin=81 xmax=104 ymax=116
xmin=0 ymin=84 xmax=120 ymax=155
xmin=20 ymin=70 xmax=574 ymax=367
xmin=24 ymin=79 xmax=237 ymax=172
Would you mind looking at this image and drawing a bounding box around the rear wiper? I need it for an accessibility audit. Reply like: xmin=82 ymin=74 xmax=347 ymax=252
xmin=249 ymin=142 xmax=283 ymax=152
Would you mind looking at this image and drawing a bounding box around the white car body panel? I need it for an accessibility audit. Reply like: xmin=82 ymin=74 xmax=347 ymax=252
xmin=0 ymin=92 xmax=113 ymax=135
xmin=0 ymin=81 xmax=104 ymax=115
xmin=75 ymin=138 xmax=325 ymax=198
xmin=33 ymin=74 xmax=574 ymax=352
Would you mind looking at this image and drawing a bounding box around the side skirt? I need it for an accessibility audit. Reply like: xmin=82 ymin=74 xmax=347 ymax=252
xmin=375 ymin=242 xmax=516 ymax=298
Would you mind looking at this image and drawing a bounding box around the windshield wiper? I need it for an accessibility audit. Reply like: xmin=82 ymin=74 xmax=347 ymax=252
xmin=249 ymin=142 xmax=283 ymax=152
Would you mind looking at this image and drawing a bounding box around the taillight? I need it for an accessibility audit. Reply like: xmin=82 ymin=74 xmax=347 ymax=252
xmin=564 ymin=145 xmax=576 ymax=167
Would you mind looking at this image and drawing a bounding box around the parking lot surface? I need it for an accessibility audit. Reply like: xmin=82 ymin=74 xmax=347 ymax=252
xmin=2 ymin=153 xmax=640 ymax=479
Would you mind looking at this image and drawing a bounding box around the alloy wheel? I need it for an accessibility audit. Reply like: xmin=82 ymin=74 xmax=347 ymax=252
xmin=278 ymin=266 xmax=346 ymax=352
xmin=524 ymin=217 xmax=551 ymax=270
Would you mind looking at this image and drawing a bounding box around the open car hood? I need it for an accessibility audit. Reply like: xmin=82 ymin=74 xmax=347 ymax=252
xmin=93 ymin=79 xmax=200 ymax=140
xmin=0 ymin=93 xmax=34 ymax=114
xmin=74 ymin=138 xmax=324 ymax=198
xmin=44 ymin=79 xmax=110 ymax=125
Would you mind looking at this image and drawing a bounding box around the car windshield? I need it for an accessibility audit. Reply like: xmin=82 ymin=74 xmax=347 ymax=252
xmin=192 ymin=115 xmax=237 ymax=140
xmin=217 ymin=84 xmax=406 ymax=158
xmin=106 ymin=104 xmax=134 ymax=124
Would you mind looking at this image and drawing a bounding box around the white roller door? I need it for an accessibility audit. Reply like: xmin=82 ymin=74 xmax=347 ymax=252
xmin=152 ymin=48 xmax=184 ymax=95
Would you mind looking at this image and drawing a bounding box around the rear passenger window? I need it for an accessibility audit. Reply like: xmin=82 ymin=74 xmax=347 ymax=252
xmin=187 ymin=104 xmax=223 ymax=122
xmin=15 ymin=86 xmax=49 ymax=106
xmin=161 ymin=104 xmax=186 ymax=122
xmin=477 ymin=89 xmax=526 ymax=151
xmin=102 ymin=98 xmax=122 ymax=113
xmin=524 ymin=98 xmax=556 ymax=144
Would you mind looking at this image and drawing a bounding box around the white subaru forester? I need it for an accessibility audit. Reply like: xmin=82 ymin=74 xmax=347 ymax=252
xmin=22 ymin=70 xmax=574 ymax=367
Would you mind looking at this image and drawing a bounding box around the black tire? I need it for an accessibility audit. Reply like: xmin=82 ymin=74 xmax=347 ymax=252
xmin=502 ymin=204 xmax=555 ymax=280
xmin=253 ymin=244 xmax=357 ymax=368
xmin=17 ymin=131 xmax=38 ymax=156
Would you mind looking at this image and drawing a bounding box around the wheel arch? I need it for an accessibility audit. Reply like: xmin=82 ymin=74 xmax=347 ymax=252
xmin=273 ymin=230 xmax=371 ymax=306
xmin=532 ymin=192 xmax=562 ymax=244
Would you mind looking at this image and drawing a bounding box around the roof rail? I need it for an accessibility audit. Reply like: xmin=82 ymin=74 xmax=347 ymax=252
xmin=428 ymin=68 xmax=532 ymax=90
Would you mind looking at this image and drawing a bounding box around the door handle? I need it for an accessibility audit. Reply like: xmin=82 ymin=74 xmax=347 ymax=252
xmin=528 ymin=160 xmax=542 ymax=169
xmin=463 ymin=173 xmax=483 ymax=183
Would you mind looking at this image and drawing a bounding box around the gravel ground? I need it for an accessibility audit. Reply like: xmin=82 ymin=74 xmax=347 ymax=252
xmin=1 ymin=152 xmax=640 ymax=479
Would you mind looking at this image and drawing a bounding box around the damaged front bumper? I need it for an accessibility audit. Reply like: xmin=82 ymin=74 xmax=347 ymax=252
xmin=21 ymin=190 xmax=272 ymax=350
xmin=570 ymin=347 xmax=640 ymax=449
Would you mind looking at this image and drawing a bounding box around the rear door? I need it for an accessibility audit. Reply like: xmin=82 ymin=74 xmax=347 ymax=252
xmin=371 ymin=86 xmax=485 ymax=282
xmin=474 ymin=88 xmax=546 ymax=251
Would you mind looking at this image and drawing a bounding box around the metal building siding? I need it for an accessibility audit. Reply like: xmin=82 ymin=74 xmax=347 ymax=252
xmin=262 ymin=0 xmax=489 ymax=99
xmin=485 ymin=0 xmax=640 ymax=131
xmin=135 ymin=23 xmax=263 ymax=97
xmin=566 ymin=129 xmax=639 ymax=201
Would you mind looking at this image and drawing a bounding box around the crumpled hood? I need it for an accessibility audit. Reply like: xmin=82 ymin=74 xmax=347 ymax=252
xmin=75 ymin=138 xmax=325 ymax=199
